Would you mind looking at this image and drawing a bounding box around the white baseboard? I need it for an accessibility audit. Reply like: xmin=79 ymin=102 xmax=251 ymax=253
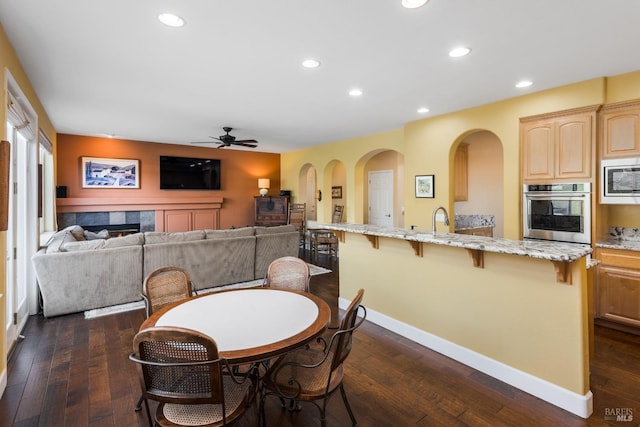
xmin=339 ymin=297 xmax=593 ymax=419
xmin=0 ymin=368 xmax=6 ymax=400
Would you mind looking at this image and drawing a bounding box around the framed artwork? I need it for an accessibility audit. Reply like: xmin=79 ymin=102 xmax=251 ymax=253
xmin=415 ymin=175 xmax=434 ymax=198
xmin=81 ymin=157 xmax=140 ymax=188
xmin=331 ymin=186 xmax=343 ymax=199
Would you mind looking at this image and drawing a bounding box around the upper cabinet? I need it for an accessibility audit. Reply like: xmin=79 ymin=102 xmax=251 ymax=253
xmin=521 ymin=106 xmax=597 ymax=183
xmin=600 ymin=100 xmax=640 ymax=159
xmin=454 ymin=143 xmax=468 ymax=201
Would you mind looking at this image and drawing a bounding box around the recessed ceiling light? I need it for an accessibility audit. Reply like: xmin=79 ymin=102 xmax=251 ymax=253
xmin=349 ymin=88 xmax=363 ymax=97
xmin=449 ymin=47 xmax=471 ymax=58
xmin=158 ymin=13 xmax=185 ymax=28
xmin=302 ymin=59 xmax=320 ymax=69
xmin=402 ymin=0 xmax=429 ymax=9
xmin=515 ymin=80 xmax=533 ymax=88
xmin=417 ymin=107 xmax=430 ymax=114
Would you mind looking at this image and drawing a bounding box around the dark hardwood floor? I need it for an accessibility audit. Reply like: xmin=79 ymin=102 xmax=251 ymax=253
xmin=1 ymin=251 xmax=639 ymax=426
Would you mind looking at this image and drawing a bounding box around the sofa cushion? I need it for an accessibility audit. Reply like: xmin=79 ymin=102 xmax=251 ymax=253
xmin=60 ymin=239 xmax=106 ymax=252
xmin=144 ymin=230 xmax=206 ymax=244
xmin=254 ymin=225 xmax=297 ymax=235
xmin=205 ymin=227 xmax=255 ymax=239
xmin=104 ymin=232 xmax=145 ymax=248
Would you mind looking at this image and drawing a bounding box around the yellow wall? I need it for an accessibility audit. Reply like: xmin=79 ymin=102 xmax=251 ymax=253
xmin=282 ymin=73 xmax=640 ymax=235
xmin=1 ymin=23 xmax=57 ymax=380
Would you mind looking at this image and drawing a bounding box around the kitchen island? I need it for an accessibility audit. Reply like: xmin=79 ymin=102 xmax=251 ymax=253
xmin=322 ymin=223 xmax=593 ymax=418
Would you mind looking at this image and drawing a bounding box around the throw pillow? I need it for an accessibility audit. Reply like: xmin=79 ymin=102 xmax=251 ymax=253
xmin=84 ymin=229 xmax=109 ymax=240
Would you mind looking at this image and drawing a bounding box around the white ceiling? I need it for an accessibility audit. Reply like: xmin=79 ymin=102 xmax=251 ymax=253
xmin=2 ymin=0 xmax=640 ymax=153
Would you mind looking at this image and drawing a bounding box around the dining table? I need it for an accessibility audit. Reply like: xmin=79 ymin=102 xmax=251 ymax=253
xmin=139 ymin=287 xmax=332 ymax=364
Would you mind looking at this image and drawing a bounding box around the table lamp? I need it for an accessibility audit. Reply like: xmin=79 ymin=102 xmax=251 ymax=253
xmin=258 ymin=178 xmax=270 ymax=196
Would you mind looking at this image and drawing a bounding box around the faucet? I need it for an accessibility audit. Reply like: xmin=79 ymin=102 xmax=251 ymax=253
xmin=431 ymin=206 xmax=450 ymax=233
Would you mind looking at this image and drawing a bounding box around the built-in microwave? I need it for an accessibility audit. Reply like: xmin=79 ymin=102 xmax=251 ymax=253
xmin=600 ymin=158 xmax=640 ymax=204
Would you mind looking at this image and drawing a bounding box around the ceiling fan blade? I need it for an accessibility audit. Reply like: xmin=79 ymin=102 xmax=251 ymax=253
xmin=234 ymin=139 xmax=258 ymax=144
xmin=238 ymin=143 xmax=258 ymax=148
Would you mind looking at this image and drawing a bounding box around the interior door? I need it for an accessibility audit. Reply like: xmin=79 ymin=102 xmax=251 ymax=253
xmin=368 ymin=170 xmax=394 ymax=227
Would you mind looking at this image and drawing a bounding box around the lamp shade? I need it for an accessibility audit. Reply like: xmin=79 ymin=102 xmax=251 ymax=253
xmin=258 ymin=178 xmax=270 ymax=196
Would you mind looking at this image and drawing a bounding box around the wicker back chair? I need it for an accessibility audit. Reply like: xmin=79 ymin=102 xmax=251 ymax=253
xmin=264 ymin=256 xmax=310 ymax=292
xmin=331 ymin=205 xmax=344 ymax=223
xmin=259 ymin=289 xmax=366 ymax=427
xmin=130 ymin=326 xmax=256 ymax=427
xmin=142 ymin=266 xmax=193 ymax=318
xmin=288 ymin=203 xmax=306 ymax=246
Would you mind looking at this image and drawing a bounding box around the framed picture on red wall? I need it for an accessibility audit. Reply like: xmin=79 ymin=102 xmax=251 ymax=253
xmin=81 ymin=156 xmax=140 ymax=188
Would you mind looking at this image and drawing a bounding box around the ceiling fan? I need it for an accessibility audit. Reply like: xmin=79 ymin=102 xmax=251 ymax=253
xmin=191 ymin=127 xmax=258 ymax=149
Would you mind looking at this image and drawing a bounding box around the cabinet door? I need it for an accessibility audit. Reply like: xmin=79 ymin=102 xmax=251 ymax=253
xmin=597 ymin=266 xmax=640 ymax=327
xmin=601 ymin=106 xmax=640 ymax=158
xmin=555 ymin=114 xmax=592 ymax=179
xmin=454 ymin=143 xmax=468 ymax=201
xmin=522 ymin=120 xmax=554 ymax=182
xmin=193 ymin=209 xmax=218 ymax=230
xmin=164 ymin=210 xmax=192 ymax=232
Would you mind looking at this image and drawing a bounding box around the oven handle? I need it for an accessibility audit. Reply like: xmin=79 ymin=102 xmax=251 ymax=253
xmin=524 ymin=194 xmax=587 ymax=199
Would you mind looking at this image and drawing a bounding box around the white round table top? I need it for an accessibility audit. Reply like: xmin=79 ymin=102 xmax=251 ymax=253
xmin=147 ymin=288 xmax=330 ymax=363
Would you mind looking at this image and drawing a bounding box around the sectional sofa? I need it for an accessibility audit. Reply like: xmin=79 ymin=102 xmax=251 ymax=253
xmin=32 ymin=225 xmax=300 ymax=317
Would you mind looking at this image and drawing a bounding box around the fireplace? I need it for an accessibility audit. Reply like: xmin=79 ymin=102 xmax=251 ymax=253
xmin=83 ymin=223 xmax=140 ymax=237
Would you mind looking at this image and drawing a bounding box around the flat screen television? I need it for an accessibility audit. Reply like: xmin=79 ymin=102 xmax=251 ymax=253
xmin=160 ymin=156 xmax=221 ymax=190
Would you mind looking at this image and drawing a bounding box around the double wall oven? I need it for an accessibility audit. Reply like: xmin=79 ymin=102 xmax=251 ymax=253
xmin=522 ymin=183 xmax=591 ymax=245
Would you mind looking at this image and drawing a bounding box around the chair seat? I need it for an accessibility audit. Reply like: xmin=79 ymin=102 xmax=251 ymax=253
xmin=156 ymin=375 xmax=254 ymax=426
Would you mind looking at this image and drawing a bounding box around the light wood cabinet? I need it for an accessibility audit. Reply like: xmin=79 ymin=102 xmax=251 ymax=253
xmin=600 ymin=100 xmax=640 ymax=158
xmin=454 ymin=143 xmax=468 ymax=201
xmin=521 ymin=107 xmax=596 ymax=183
xmin=164 ymin=208 xmax=219 ymax=232
xmin=596 ymin=248 xmax=640 ymax=329
xmin=454 ymin=226 xmax=493 ymax=237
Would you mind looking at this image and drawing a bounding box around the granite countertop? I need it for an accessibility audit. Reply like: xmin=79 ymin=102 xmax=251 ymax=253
xmin=320 ymin=223 xmax=592 ymax=262
xmin=595 ymin=227 xmax=640 ymax=252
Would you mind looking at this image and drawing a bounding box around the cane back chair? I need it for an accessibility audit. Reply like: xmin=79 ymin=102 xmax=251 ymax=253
xmin=259 ymin=289 xmax=366 ymax=427
xmin=264 ymin=256 xmax=310 ymax=292
xmin=130 ymin=326 xmax=256 ymax=427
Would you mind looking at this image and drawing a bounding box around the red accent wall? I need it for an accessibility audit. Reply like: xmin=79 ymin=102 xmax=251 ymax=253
xmin=56 ymin=134 xmax=281 ymax=229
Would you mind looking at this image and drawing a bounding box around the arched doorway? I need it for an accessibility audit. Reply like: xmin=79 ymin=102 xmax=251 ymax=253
xmin=453 ymin=130 xmax=504 ymax=237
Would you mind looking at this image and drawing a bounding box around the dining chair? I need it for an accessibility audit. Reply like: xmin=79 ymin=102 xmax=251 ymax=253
xmin=264 ymin=256 xmax=310 ymax=292
xmin=310 ymin=230 xmax=339 ymax=261
xmin=288 ymin=203 xmax=306 ymax=247
xmin=331 ymin=205 xmax=344 ymax=223
xmin=259 ymin=288 xmax=366 ymax=427
xmin=130 ymin=325 xmax=257 ymax=427
xmin=141 ymin=266 xmax=194 ymax=318
xmin=135 ymin=266 xmax=194 ymax=412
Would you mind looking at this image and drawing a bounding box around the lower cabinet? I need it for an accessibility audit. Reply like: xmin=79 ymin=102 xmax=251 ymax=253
xmin=596 ymin=248 xmax=640 ymax=329
xmin=454 ymin=227 xmax=494 ymax=237
xmin=163 ymin=209 xmax=219 ymax=232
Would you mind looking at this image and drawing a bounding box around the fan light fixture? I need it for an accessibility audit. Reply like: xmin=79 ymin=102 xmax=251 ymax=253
xmin=402 ymin=0 xmax=429 ymax=9
xmin=349 ymin=88 xmax=363 ymax=97
xmin=417 ymin=107 xmax=430 ymax=114
xmin=258 ymin=178 xmax=270 ymax=197
xmin=158 ymin=13 xmax=185 ymax=27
